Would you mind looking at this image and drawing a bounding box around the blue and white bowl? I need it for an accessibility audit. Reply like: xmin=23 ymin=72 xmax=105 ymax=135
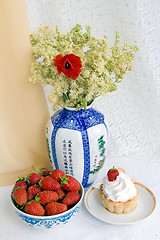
xmin=11 ymin=183 xmax=84 ymax=229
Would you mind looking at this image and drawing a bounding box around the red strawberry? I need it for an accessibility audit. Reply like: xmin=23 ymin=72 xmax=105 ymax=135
xmin=51 ymin=169 xmax=65 ymax=182
xmin=45 ymin=202 xmax=67 ymax=216
xmin=107 ymin=166 xmax=119 ymax=181
xmin=60 ymin=175 xmax=80 ymax=192
xmin=55 ymin=188 xmax=65 ymax=200
xmin=32 ymin=166 xmax=51 ymax=177
xmin=27 ymin=172 xmax=43 ymax=185
xmin=12 ymin=188 xmax=27 ymax=206
xmin=27 ymin=185 xmax=41 ymax=201
xmin=35 ymin=191 xmax=58 ymax=205
xmin=39 ymin=176 xmax=60 ymax=191
xmin=62 ymin=191 xmax=80 ymax=206
xmin=24 ymin=201 xmax=45 ymax=216
xmin=14 ymin=179 xmax=28 ymax=190
xmin=42 ymin=169 xmax=51 ymax=177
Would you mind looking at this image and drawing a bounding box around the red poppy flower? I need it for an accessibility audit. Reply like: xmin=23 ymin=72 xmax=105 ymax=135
xmin=53 ymin=54 xmax=82 ymax=80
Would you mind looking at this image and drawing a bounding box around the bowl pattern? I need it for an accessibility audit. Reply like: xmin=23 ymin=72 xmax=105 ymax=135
xmin=11 ymin=182 xmax=84 ymax=229
xmin=16 ymin=206 xmax=80 ymax=229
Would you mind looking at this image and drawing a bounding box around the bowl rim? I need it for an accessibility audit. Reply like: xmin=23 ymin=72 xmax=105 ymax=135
xmin=11 ymin=183 xmax=84 ymax=219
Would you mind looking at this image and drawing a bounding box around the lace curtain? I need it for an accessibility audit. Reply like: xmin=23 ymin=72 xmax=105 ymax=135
xmin=26 ymin=0 xmax=160 ymax=162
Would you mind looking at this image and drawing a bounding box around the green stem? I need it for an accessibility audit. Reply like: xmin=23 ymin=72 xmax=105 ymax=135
xmin=32 ymin=165 xmax=43 ymax=176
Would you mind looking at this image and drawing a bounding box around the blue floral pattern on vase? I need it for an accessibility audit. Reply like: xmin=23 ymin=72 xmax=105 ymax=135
xmin=46 ymin=107 xmax=108 ymax=188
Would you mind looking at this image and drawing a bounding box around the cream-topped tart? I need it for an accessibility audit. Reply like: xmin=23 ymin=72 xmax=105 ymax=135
xmin=98 ymin=167 xmax=139 ymax=214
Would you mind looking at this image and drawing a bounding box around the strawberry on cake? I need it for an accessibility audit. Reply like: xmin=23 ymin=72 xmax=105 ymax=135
xmin=98 ymin=167 xmax=139 ymax=214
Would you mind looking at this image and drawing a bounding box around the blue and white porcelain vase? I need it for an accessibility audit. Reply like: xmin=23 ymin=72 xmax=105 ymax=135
xmin=46 ymin=106 xmax=108 ymax=187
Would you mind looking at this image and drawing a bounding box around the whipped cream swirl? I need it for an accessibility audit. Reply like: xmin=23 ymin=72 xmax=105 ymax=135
xmin=102 ymin=172 xmax=137 ymax=202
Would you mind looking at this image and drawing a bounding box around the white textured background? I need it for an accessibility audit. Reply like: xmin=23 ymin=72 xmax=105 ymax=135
xmin=26 ymin=0 xmax=160 ymax=162
xmin=1 ymin=1 xmax=160 ymax=239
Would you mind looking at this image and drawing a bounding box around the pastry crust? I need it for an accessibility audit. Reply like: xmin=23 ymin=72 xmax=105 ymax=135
xmin=98 ymin=184 xmax=139 ymax=214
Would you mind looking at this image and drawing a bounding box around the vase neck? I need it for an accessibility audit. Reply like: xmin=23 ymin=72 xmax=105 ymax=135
xmin=64 ymin=105 xmax=93 ymax=111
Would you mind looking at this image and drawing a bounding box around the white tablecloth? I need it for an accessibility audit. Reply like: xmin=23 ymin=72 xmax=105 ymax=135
xmin=0 ymin=156 xmax=159 ymax=240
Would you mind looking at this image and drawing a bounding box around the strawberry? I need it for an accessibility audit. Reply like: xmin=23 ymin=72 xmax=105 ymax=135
xmin=39 ymin=176 xmax=60 ymax=191
xmin=24 ymin=201 xmax=45 ymax=216
xmin=62 ymin=191 xmax=80 ymax=206
xmin=12 ymin=188 xmax=27 ymax=206
xmin=27 ymin=172 xmax=43 ymax=185
xmin=14 ymin=179 xmax=28 ymax=190
xmin=60 ymin=175 xmax=80 ymax=192
xmin=32 ymin=166 xmax=51 ymax=177
xmin=55 ymin=188 xmax=65 ymax=200
xmin=42 ymin=169 xmax=51 ymax=177
xmin=107 ymin=166 xmax=119 ymax=181
xmin=27 ymin=185 xmax=41 ymax=201
xmin=45 ymin=202 xmax=67 ymax=216
xmin=51 ymin=169 xmax=65 ymax=182
xmin=35 ymin=191 xmax=58 ymax=205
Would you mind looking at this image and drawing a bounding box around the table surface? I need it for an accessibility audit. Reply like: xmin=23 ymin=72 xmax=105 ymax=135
xmin=0 ymin=155 xmax=159 ymax=240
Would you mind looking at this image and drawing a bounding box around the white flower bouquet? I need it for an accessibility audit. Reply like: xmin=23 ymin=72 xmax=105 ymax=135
xmin=28 ymin=24 xmax=138 ymax=110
